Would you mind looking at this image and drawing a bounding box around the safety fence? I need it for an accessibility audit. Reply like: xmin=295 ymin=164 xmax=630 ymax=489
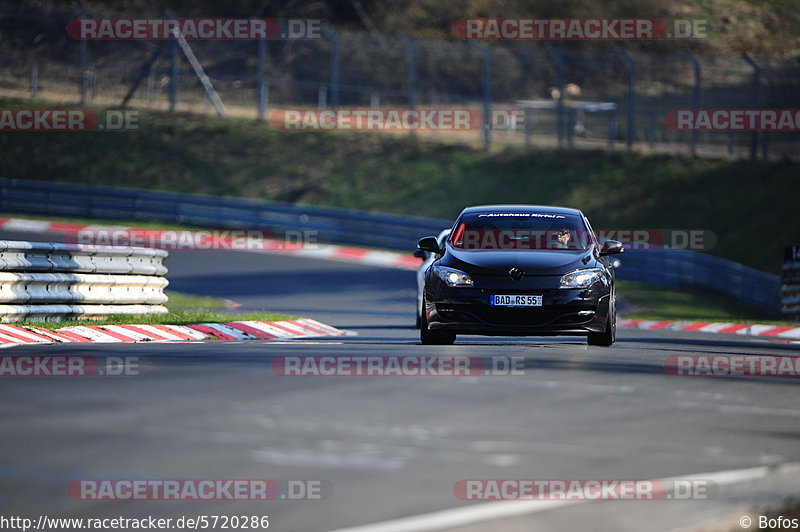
xmin=1 ymin=8 xmax=798 ymax=157
xmin=0 ymin=238 xmax=168 ymax=322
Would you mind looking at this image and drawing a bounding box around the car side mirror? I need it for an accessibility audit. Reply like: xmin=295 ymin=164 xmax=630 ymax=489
xmin=599 ymin=240 xmax=624 ymax=256
xmin=412 ymin=249 xmax=427 ymax=259
xmin=417 ymin=236 xmax=442 ymax=254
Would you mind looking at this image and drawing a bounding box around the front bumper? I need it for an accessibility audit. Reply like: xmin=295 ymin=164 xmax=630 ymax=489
xmin=424 ymin=281 xmax=611 ymax=336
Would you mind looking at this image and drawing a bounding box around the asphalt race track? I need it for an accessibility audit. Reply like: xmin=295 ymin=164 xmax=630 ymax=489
xmin=1 ymin=229 xmax=799 ymax=532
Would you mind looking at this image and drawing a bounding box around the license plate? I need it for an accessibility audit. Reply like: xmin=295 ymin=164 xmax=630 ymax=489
xmin=490 ymin=295 xmax=543 ymax=307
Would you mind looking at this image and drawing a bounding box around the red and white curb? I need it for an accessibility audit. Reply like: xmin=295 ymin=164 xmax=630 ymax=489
xmin=0 ymin=319 xmax=345 ymax=345
xmin=0 ymin=217 xmax=422 ymax=270
xmin=619 ymin=318 xmax=800 ymax=340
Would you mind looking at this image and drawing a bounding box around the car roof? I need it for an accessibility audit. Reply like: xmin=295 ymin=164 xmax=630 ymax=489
xmin=459 ymin=205 xmax=584 ymax=216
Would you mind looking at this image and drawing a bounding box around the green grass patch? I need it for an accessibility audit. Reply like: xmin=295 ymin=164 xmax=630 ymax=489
xmin=16 ymin=310 xmax=295 ymax=331
xmin=617 ymin=280 xmax=793 ymax=323
xmin=11 ymin=290 xmax=294 ymax=330
xmin=163 ymin=290 xmax=228 ymax=310
xmin=743 ymin=496 xmax=800 ymax=531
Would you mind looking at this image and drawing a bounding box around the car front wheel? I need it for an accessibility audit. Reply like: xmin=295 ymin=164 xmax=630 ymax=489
xmin=419 ymin=298 xmax=456 ymax=345
xmin=587 ymin=290 xmax=616 ymax=347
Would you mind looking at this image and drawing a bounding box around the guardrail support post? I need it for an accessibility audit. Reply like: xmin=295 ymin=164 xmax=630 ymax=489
xmin=608 ymin=112 xmax=617 ymax=150
xmin=89 ymin=67 xmax=97 ymax=103
xmin=257 ymin=38 xmax=267 ymax=120
xmin=322 ymin=25 xmax=340 ymax=109
xmin=616 ymin=49 xmax=635 ymax=153
xmin=546 ymin=44 xmax=565 ymax=149
xmin=525 ymin=108 xmax=533 ymax=145
xmin=30 ymin=62 xmax=38 ymax=98
xmin=684 ymin=52 xmax=701 ymax=157
xmin=567 ymin=107 xmax=575 ymax=148
xmin=172 ymin=32 xmax=227 ymax=117
xmin=469 ymin=41 xmax=492 ymax=149
xmin=742 ymin=53 xmax=763 ymax=160
xmin=169 ymin=37 xmax=179 ymax=112
xmin=147 ymin=70 xmax=155 ymax=105
xmin=121 ymin=41 xmax=167 ymax=108
xmin=74 ymin=6 xmax=88 ymax=105
xmin=397 ymin=32 xmax=417 ymax=137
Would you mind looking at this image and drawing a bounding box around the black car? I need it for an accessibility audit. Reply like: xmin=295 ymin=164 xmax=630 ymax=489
xmin=417 ymin=205 xmax=623 ymax=346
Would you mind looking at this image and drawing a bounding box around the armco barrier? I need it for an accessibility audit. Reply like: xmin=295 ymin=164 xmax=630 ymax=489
xmin=0 ymin=238 xmax=169 ymax=322
xmin=617 ymin=249 xmax=780 ymax=317
xmin=0 ymin=178 xmax=447 ymax=252
xmin=0 ymin=178 xmax=781 ymax=316
xmin=0 ymin=240 xmax=167 ymax=275
xmin=0 ymin=304 xmax=168 ymax=322
xmin=0 ymin=273 xmax=168 ymax=304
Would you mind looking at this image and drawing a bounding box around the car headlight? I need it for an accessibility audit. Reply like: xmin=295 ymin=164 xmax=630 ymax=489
xmin=559 ymin=268 xmax=604 ymax=289
xmin=433 ymin=265 xmax=474 ymax=287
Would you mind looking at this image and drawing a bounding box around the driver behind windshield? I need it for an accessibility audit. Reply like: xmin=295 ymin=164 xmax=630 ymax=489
xmin=451 ymin=214 xmax=589 ymax=250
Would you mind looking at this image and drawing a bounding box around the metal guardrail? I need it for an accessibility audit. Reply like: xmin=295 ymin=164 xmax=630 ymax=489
xmin=0 ymin=178 xmax=447 ymax=252
xmin=0 ymin=237 xmax=169 ymax=322
xmin=0 ymin=304 xmax=168 ymax=322
xmin=0 ymin=240 xmax=168 ymax=275
xmin=0 ymin=273 xmax=168 ymax=305
xmin=616 ymin=249 xmax=780 ymax=317
xmin=0 ymin=177 xmax=781 ymax=316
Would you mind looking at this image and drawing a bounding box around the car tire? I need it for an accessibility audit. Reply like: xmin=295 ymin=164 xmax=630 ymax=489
xmin=587 ymin=290 xmax=616 ymax=347
xmin=420 ymin=298 xmax=456 ymax=345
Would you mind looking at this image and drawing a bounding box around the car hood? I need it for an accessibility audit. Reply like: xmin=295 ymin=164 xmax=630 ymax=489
xmin=443 ymin=247 xmax=597 ymax=276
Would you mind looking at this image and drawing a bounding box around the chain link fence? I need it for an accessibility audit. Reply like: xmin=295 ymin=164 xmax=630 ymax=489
xmin=1 ymin=8 xmax=798 ymax=157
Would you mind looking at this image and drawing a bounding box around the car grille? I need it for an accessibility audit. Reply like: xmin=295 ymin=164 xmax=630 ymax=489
xmin=437 ymin=305 xmax=595 ymax=326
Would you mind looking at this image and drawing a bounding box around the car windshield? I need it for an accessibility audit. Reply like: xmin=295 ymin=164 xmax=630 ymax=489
xmin=450 ymin=212 xmax=591 ymax=250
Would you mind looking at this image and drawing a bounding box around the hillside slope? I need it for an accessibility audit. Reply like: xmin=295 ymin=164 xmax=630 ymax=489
xmin=2 ymin=100 xmax=796 ymax=273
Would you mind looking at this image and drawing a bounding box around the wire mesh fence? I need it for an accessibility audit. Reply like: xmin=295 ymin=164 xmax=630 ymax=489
xmin=0 ymin=8 xmax=797 ymax=157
